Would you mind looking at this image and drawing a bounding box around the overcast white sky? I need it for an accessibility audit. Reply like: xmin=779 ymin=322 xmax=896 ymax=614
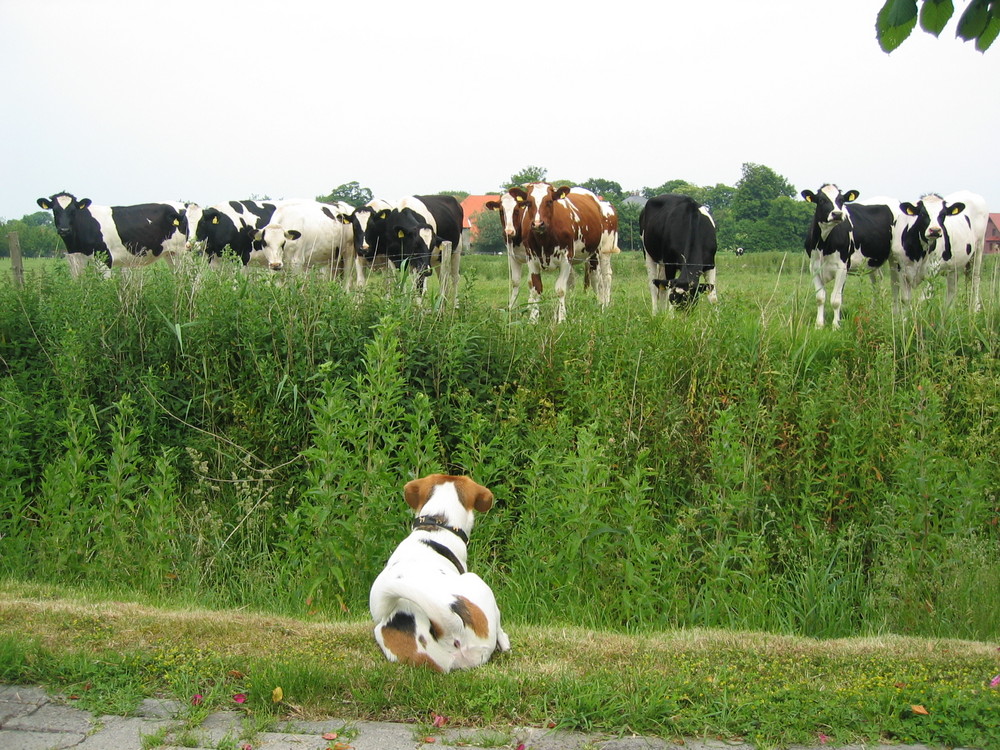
xmin=2 ymin=0 xmax=998 ymax=221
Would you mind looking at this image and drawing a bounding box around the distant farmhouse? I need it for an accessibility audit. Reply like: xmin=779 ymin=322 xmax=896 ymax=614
xmin=987 ymin=213 xmax=1000 ymax=254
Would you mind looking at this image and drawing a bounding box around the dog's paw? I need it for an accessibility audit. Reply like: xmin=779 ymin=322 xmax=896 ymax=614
xmin=497 ymin=629 xmax=512 ymax=653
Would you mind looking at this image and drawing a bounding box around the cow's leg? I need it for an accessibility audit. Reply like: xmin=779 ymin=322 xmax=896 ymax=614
xmin=596 ymin=252 xmax=612 ymax=308
xmin=829 ymin=265 xmax=849 ymax=329
xmin=644 ymin=253 xmax=662 ymax=315
xmin=810 ymin=252 xmax=827 ymax=328
xmin=507 ymin=247 xmax=523 ymax=310
xmin=969 ymin=247 xmax=983 ymax=312
xmin=703 ymin=267 xmax=718 ymax=304
xmin=527 ymin=257 xmax=543 ymax=322
xmin=449 ymin=240 xmax=462 ymax=309
xmin=945 ymin=269 xmax=958 ymax=307
xmin=554 ymin=258 xmax=573 ymax=323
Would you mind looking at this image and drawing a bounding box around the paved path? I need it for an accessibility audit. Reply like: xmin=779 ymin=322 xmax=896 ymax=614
xmin=0 ymin=684 xmax=952 ymax=750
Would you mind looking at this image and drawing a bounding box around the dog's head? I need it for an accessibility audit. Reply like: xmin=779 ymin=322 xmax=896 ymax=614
xmin=403 ymin=474 xmax=494 ymax=517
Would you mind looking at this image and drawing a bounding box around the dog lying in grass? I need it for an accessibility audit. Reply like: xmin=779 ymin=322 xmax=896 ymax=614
xmin=369 ymin=474 xmax=510 ymax=672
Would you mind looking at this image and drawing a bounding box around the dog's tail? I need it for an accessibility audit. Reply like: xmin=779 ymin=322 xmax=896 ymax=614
xmin=372 ymin=577 xmax=465 ymax=635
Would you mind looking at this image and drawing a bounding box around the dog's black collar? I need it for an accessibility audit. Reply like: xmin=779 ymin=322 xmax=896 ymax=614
xmin=412 ymin=515 xmax=469 ymax=544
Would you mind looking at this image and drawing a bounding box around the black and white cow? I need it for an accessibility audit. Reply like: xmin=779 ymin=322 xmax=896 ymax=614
xmin=358 ymin=195 xmax=464 ymax=302
xmin=801 ymin=184 xmax=897 ymax=328
xmin=194 ymin=200 xmax=292 ymax=270
xmin=400 ymin=195 xmax=464 ymax=302
xmin=37 ymin=192 xmax=187 ymax=277
xmin=639 ymin=193 xmax=718 ymax=313
xmin=891 ymin=190 xmax=988 ymax=312
xmin=348 ymin=198 xmax=397 ymax=283
xmin=254 ymin=200 xmax=357 ymax=284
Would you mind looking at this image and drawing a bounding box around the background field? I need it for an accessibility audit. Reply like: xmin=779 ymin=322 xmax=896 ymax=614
xmin=2 ymin=250 xmax=1000 ymax=642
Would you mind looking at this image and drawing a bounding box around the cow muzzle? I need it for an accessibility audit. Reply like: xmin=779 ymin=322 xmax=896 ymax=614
xmin=269 ymin=262 xmax=284 ymax=271
xmin=927 ymin=227 xmax=943 ymax=239
xmin=828 ymin=210 xmax=845 ymax=223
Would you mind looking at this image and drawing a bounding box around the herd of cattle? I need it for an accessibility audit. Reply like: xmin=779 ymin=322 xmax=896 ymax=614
xmin=36 ymin=181 xmax=990 ymax=327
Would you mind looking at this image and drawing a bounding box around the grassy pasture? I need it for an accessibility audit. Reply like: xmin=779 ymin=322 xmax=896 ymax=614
xmin=1 ymin=249 xmax=1000 ymax=640
xmin=2 ymin=251 xmax=1000 ymax=747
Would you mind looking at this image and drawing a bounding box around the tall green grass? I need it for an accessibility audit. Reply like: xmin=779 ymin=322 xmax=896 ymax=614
xmin=1 ymin=252 xmax=999 ymax=639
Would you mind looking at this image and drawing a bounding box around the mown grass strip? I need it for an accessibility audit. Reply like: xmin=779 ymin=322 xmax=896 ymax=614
xmin=1 ymin=585 xmax=998 ymax=749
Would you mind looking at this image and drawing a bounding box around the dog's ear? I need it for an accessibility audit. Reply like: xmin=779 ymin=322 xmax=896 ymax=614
xmin=457 ymin=477 xmax=494 ymax=513
xmin=403 ymin=477 xmax=434 ymax=511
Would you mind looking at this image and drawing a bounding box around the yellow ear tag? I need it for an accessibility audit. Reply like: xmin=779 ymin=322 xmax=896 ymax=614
xmin=173 ymin=219 xmax=180 ymax=226
xmin=212 ymin=216 xmax=219 ymax=224
xmin=950 ymin=206 xmax=961 ymax=215
xmin=516 ymin=195 xmax=524 ymax=202
xmin=397 ymin=230 xmax=405 ymax=239
xmin=907 ymin=207 xmax=916 ymax=216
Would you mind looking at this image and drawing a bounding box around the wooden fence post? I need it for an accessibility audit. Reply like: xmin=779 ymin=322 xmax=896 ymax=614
xmin=8 ymin=232 xmax=24 ymax=287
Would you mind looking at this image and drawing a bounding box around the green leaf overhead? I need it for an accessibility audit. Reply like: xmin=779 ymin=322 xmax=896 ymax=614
xmin=920 ymin=0 xmax=955 ymax=35
xmin=877 ymin=0 xmax=919 ymax=51
xmin=956 ymin=0 xmax=990 ymax=39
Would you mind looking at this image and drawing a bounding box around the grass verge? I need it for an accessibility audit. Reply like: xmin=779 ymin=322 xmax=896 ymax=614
xmin=1 ymin=582 xmax=998 ymax=749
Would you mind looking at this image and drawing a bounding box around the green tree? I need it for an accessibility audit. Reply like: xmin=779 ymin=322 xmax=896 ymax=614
xmin=580 ymin=178 xmax=624 ymax=202
xmin=469 ymin=208 xmax=506 ymax=255
xmin=643 ymin=179 xmax=691 ymax=198
xmin=503 ymin=165 xmax=547 ymax=190
xmin=616 ymin=201 xmax=644 ymax=252
xmin=22 ymin=211 xmax=53 ymax=227
xmin=730 ymin=163 xmax=797 ymax=223
xmin=2 ymin=218 xmax=61 ymax=258
xmin=316 ymin=181 xmax=373 ymax=207
xmin=878 ymin=0 xmax=999 ymax=52
xmin=438 ymin=190 xmax=470 ymax=201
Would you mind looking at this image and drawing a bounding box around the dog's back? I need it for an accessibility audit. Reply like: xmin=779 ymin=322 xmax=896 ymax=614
xmin=369 ymin=474 xmax=510 ymax=673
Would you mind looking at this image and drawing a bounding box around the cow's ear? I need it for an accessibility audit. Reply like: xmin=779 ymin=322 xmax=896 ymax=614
xmin=800 ymin=190 xmax=815 ymax=203
xmin=212 ymin=215 xmax=220 ymax=224
xmin=397 ymin=229 xmax=405 ymax=239
xmin=843 ymin=190 xmax=860 ymax=202
xmin=341 ymin=215 xmax=352 ymax=225
xmin=77 ymin=198 xmax=92 ymax=209
xmin=900 ymin=203 xmax=918 ymax=216
xmin=554 ymin=186 xmax=571 ymax=199
xmin=947 ymin=203 xmax=966 ymax=216
xmin=37 ymin=198 xmax=52 ymax=209
xmin=484 ymin=200 xmax=499 ymax=211
xmin=173 ymin=218 xmax=181 ymax=226
xmin=509 ymin=187 xmax=528 ymax=201
xmin=285 ymin=230 xmax=301 ymax=240
xmin=379 ymin=210 xmax=390 ymax=219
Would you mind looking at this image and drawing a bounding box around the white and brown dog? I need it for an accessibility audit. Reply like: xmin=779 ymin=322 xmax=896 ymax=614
xmin=369 ymin=473 xmax=510 ymax=673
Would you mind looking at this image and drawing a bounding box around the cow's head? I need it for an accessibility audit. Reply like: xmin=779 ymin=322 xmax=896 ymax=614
xmin=37 ymin=192 xmax=91 ymax=239
xmin=519 ymin=182 xmax=556 ymax=234
xmin=486 ymin=191 xmax=527 ymax=244
xmin=802 ymin=184 xmax=859 ymax=234
xmin=899 ymin=193 xmax=964 ymax=256
xmin=654 ymin=278 xmax=715 ymax=307
xmin=195 ymin=207 xmax=241 ymax=259
xmin=252 ymin=225 xmax=297 ymax=271
xmin=387 ymin=209 xmax=436 ymax=273
xmin=350 ymin=206 xmax=381 ymax=259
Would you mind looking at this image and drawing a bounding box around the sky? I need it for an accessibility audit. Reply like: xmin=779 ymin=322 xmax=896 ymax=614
xmin=2 ymin=0 xmax=998 ymax=222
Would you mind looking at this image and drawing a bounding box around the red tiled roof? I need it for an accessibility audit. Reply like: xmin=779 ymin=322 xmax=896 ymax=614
xmin=460 ymin=195 xmax=500 ymax=230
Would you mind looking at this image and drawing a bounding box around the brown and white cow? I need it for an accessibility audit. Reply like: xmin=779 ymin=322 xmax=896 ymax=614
xmin=484 ymin=191 xmax=529 ymax=310
xmin=514 ymin=182 xmax=619 ymax=322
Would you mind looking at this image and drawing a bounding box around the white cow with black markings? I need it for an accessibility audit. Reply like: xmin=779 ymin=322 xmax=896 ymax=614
xmin=254 ymin=200 xmax=357 ymax=285
xmin=890 ymin=191 xmax=988 ymax=313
